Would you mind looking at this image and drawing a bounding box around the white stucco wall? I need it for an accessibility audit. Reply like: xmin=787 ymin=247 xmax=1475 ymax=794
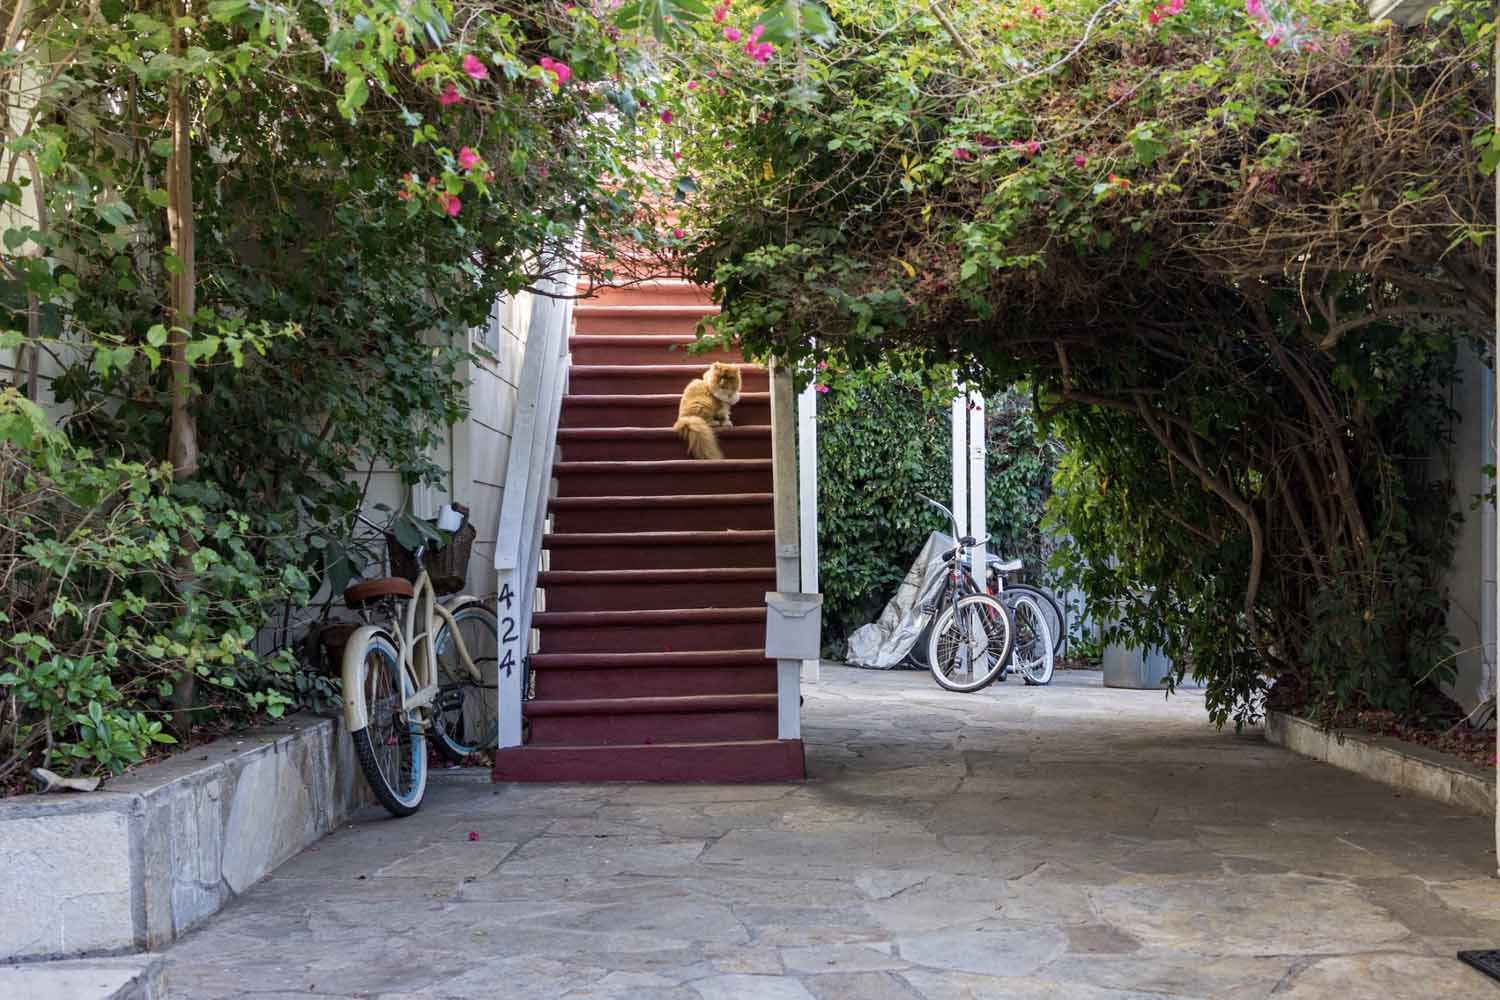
xmin=1441 ymin=343 xmax=1497 ymax=715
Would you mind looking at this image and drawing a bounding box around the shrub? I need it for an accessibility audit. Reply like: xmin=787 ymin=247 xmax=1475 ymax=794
xmin=0 ymin=390 xmax=308 ymax=788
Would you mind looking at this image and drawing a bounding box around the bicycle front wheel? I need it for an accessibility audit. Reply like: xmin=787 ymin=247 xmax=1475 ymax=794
xmin=1007 ymin=594 xmax=1056 ymax=686
xmin=927 ymin=594 xmax=1014 ymax=693
xmin=349 ymin=633 xmax=427 ymax=816
xmin=431 ymin=601 xmax=500 ymax=763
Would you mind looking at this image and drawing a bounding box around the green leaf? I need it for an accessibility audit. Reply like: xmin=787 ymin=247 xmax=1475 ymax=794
xmin=184 ymin=336 xmax=220 ymax=363
xmin=146 ymin=324 xmax=169 ymax=348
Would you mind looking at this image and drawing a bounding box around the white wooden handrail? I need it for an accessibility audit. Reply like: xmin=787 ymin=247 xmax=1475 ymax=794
xmin=494 ymin=259 xmax=578 ymax=749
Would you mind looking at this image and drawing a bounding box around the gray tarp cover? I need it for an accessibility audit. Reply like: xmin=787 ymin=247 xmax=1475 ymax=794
xmin=847 ymin=532 xmax=1014 ymax=668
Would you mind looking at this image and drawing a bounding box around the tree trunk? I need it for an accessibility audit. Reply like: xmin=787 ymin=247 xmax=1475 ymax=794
xmin=165 ymin=2 xmax=199 ymax=739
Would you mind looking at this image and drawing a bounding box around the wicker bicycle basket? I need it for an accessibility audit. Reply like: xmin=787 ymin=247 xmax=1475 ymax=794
xmin=385 ymin=520 xmax=476 ymax=597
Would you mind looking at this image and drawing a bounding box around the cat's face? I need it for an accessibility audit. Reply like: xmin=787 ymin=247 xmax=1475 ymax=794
xmin=706 ymin=362 xmax=742 ymax=395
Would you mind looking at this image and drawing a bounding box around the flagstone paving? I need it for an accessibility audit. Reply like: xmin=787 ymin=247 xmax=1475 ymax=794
xmin=162 ymin=667 xmax=1499 ymax=999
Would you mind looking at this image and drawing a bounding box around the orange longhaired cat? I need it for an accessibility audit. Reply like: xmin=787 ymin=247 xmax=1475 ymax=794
xmin=673 ymin=362 xmax=742 ymax=460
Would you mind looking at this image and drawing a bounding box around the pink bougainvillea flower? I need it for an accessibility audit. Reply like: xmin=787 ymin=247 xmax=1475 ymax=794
xmin=462 ymin=55 xmax=489 ymax=81
xmin=1168 ymin=0 xmax=1184 ymax=12
xmin=1148 ymin=9 xmax=1160 ymax=24
xmin=1265 ymin=33 xmax=1282 ymax=48
xmin=952 ymin=147 xmax=973 ymax=161
xmin=439 ymin=83 xmax=463 ymax=107
xmin=750 ymin=23 xmax=765 ymax=40
xmin=713 ymin=4 xmax=728 ymax=22
xmin=457 ymin=146 xmax=480 ymax=170
xmin=1025 ymin=139 xmax=1041 ymax=157
xmin=672 ymin=227 xmax=685 ymax=238
xmin=671 ymin=151 xmax=682 ymax=161
xmin=1245 ymin=0 xmax=1265 ymax=17
xmin=723 ymin=26 xmax=741 ymax=41
xmin=746 ymin=41 xmax=775 ymax=63
xmin=1074 ymin=154 xmax=1088 ymax=167
xmin=817 ymin=360 xmax=829 ymax=370
xmin=443 ymin=194 xmax=462 ymax=217
xmin=467 ymin=831 xmax=479 ymax=841
xmin=660 ymin=109 xmax=673 ymax=124
xmin=1030 ymin=4 xmax=1044 ymax=17
xmin=815 ymin=383 xmax=830 ymax=394
xmin=687 ymin=81 xmax=699 ymax=90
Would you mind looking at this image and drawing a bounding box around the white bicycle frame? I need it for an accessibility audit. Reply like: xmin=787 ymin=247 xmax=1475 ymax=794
xmin=340 ymin=568 xmax=481 ymax=733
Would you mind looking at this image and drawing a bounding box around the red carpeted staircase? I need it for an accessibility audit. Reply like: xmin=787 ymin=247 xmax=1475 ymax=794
xmin=491 ymin=279 xmax=805 ymax=782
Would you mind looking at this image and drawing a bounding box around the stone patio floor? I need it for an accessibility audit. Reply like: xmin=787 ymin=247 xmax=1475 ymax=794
xmin=162 ymin=666 xmax=1499 ymax=999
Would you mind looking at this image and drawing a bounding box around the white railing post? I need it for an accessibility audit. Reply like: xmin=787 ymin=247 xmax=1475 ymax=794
xmin=494 ymin=260 xmax=577 ymax=750
xmin=967 ymin=388 xmax=987 ymax=587
xmin=797 ymin=373 xmax=820 ymax=684
xmin=951 ymin=380 xmax=969 ymax=542
xmin=769 ymin=360 xmax=803 ymax=739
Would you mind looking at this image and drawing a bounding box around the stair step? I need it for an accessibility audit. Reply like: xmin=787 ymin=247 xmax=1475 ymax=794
xmin=524 ymin=693 xmax=778 ymax=744
xmin=574 ymin=303 xmax=717 ymax=336
xmin=561 ymin=392 xmax=770 ymax=429
xmin=531 ymin=649 xmax=775 ymax=700
xmin=570 ymin=334 xmax=740 ymax=366
xmin=539 ymin=568 xmax=775 ymax=611
xmin=543 ymin=529 xmax=775 ymax=571
xmin=532 ymin=606 xmax=767 ymax=652
xmin=549 ymin=494 xmax=774 ymax=534
xmin=569 ymin=364 xmax=768 ymax=396
xmin=577 ymin=279 xmax=715 ymax=308
xmin=554 ymin=459 xmax=772 ymax=497
xmin=557 ymin=426 xmax=771 ymax=462
xmin=493 ymin=739 xmax=805 ymax=782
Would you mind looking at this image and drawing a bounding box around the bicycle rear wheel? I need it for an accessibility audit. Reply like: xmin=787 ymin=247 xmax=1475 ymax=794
xmin=999 ymin=584 xmax=1065 ymax=658
xmin=1007 ymin=594 xmax=1055 ymax=686
xmin=349 ymin=633 xmax=427 ymax=816
xmin=431 ymin=602 xmax=500 ymax=763
xmin=926 ymin=594 xmax=1014 ymax=693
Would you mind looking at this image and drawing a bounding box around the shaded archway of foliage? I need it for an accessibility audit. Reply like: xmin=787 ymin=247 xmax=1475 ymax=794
xmin=659 ymin=0 xmax=1495 ymax=725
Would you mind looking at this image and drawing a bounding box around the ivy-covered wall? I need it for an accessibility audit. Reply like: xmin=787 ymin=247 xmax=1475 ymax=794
xmin=816 ymin=371 xmax=1061 ymax=658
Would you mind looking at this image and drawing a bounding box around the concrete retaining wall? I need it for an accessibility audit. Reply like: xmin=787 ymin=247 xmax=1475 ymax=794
xmin=0 ymin=714 xmax=369 ymax=962
xmin=1264 ymin=710 xmax=1494 ymax=817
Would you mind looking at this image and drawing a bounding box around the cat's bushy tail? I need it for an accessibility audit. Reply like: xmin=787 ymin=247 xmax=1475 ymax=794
xmin=673 ymin=415 xmax=723 ymax=460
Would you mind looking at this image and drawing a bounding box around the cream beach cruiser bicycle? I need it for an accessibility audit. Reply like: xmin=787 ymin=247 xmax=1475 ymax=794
xmin=340 ymin=505 xmax=499 ymax=816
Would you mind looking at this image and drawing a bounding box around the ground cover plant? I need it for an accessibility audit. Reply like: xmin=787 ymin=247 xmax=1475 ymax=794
xmin=655 ymin=0 xmax=1496 ymax=727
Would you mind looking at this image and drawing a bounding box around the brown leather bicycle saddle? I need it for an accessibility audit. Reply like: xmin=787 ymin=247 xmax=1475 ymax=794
xmin=344 ymin=577 xmax=414 ymax=608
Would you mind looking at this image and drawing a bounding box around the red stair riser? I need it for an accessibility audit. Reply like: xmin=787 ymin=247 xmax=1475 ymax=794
xmin=578 ymin=283 xmax=714 ymax=307
xmin=546 ymin=539 xmax=774 ymax=572
xmin=569 ymin=367 xmax=769 ymax=396
xmin=549 ymin=499 xmax=773 ymax=534
xmin=560 ymin=395 xmax=771 ymax=428
xmin=534 ymin=665 xmax=777 ymax=700
xmin=536 ymin=619 xmax=765 ymax=653
xmin=541 ymin=578 xmax=770 ymax=612
xmin=555 ymin=464 xmax=771 ymax=497
xmin=493 ymin=740 xmax=805 ymax=782
xmin=575 ymin=313 xmax=714 ymax=336
xmin=570 ymin=338 xmax=741 ymax=366
xmin=527 ymin=708 xmax=777 ymax=745
xmin=558 ymin=431 xmax=771 ymax=463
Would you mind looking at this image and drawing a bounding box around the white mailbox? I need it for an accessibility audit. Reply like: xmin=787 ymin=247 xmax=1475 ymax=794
xmin=764 ymin=591 xmax=823 ymax=660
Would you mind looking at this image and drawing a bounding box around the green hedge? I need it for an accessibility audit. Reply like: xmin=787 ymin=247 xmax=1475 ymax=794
xmin=816 ymin=372 xmax=1060 ymax=658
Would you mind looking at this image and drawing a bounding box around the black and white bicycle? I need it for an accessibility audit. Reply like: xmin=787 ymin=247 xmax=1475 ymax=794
xmin=912 ymin=494 xmax=1055 ymax=689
